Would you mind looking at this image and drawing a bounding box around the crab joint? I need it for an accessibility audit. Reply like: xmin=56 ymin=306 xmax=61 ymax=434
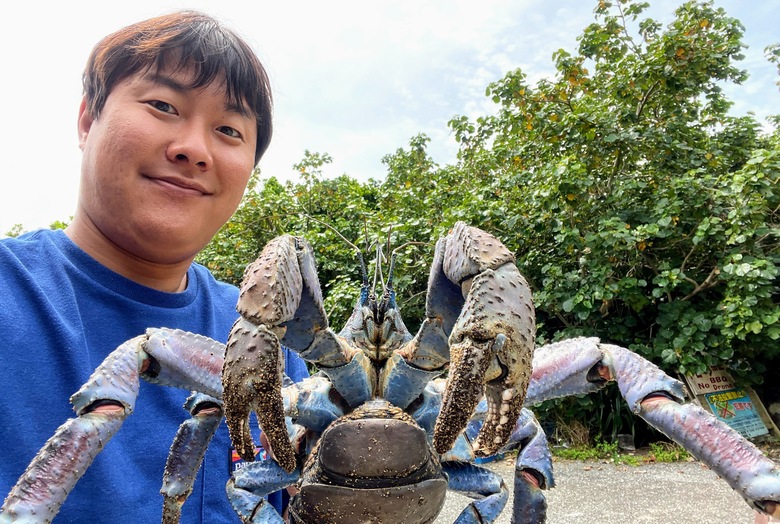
xmin=82 ymin=399 xmax=125 ymax=415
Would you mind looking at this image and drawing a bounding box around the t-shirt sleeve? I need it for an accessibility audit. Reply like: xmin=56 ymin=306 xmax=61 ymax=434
xmin=283 ymin=347 xmax=310 ymax=383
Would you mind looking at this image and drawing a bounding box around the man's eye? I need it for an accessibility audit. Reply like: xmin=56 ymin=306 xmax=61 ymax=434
xmin=218 ymin=126 xmax=241 ymax=139
xmin=148 ymin=100 xmax=177 ymax=114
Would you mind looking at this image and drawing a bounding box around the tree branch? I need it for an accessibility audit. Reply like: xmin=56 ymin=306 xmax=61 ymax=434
xmin=636 ymin=80 xmax=660 ymax=119
xmin=679 ymin=240 xmax=698 ymax=273
xmin=616 ymin=2 xmax=641 ymax=54
xmin=681 ymin=267 xmax=721 ymax=301
xmin=555 ymin=311 xmax=572 ymax=328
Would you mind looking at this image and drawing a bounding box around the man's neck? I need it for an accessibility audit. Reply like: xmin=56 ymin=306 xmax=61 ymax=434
xmin=65 ymin=216 xmax=192 ymax=293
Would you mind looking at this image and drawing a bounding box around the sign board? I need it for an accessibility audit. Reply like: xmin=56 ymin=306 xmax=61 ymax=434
xmin=704 ymin=388 xmax=769 ymax=439
xmin=687 ymin=366 xmax=736 ymax=395
xmin=684 ymin=366 xmax=779 ymax=439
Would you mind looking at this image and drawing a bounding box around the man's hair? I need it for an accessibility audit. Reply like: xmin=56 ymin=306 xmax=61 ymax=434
xmin=83 ymin=10 xmax=273 ymax=164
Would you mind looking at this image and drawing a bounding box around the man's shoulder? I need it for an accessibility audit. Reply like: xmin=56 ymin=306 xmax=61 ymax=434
xmin=189 ymin=262 xmax=240 ymax=304
xmin=1 ymin=229 xmax=62 ymax=254
xmin=0 ymin=229 xmax=67 ymax=276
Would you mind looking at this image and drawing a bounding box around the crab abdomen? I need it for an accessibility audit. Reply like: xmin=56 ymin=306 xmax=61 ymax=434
xmin=289 ymin=400 xmax=447 ymax=524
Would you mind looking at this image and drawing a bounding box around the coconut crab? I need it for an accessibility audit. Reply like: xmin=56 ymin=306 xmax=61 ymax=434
xmin=2 ymin=222 xmax=779 ymax=523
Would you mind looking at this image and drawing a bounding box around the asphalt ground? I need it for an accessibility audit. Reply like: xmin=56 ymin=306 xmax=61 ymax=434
xmin=435 ymin=456 xmax=770 ymax=524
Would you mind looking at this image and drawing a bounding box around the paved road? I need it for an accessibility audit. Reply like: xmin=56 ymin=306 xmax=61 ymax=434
xmin=436 ymin=457 xmax=762 ymax=523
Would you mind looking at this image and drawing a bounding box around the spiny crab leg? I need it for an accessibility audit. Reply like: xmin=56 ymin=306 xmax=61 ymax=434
xmin=161 ymin=393 xmax=223 ymax=524
xmin=222 ymin=235 xmax=358 ymax=474
xmin=1 ymin=328 xmax=225 ymax=521
xmin=528 ymin=337 xmax=780 ymax=519
xmin=427 ymin=223 xmax=536 ymax=457
xmin=0 ymin=336 xmax=143 ymax=522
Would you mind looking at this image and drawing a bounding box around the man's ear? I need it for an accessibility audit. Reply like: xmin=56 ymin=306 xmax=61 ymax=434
xmin=77 ymin=97 xmax=94 ymax=150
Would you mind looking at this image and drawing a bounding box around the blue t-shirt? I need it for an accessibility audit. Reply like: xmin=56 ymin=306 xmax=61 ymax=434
xmin=0 ymin=230 xmax=308 ymax=523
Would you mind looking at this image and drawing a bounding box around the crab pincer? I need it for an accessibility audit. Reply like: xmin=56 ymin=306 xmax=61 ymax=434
xmin=222 ymin=236 xmax=307 ymax=473
xmin=431 ymin=223 xmax=536 ymax=457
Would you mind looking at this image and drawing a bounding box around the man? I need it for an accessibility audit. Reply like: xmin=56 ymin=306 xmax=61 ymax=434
xmin=0 ymin=11 xmax=306 ymax=522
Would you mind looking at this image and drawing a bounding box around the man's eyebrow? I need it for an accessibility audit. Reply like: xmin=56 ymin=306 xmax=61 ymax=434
xmin=145 ymin=72 xmax=250 ymax=117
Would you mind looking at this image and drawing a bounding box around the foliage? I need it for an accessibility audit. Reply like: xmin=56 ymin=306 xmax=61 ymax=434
xmin=445 ymin=0 xmax=779 ymax=434
xmin=199 ymin=0 xmax=779 ymax=439
xmin=4 ymin=224 xmax=25 ymax=238
xmin=551 ymin=437 xmax=641 ymax=465
xmin=550 ymin=438 xmax=688 ymax=464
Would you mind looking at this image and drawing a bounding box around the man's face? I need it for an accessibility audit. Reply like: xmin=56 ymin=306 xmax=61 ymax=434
xmin=76 ymin=66 xmax=257 ymax=264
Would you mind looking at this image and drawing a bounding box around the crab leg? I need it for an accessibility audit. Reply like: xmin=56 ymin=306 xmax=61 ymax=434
xmin=426 ymin=223 xmax=536 ymax=457
xmin=464 ymin=403 xmax=553 ymax=523
xmin=528 ymin=337 xmax=780 ymax=518
xmin=442 ymin=462 xmax=509 ymax=523
xmin=222 ymin=235 xmax=368 ymax=474
xmin=161 ymin=393 xmax=223 ymax=524
xmin=226 ymin=460 xmax=300 ymax=524
xmin=0 ymin=336 xmax=143 ymax=521
xmin=505 ymin=409 xmax=552 ymax=524
xmin=0 ymin=329 xmax=227 ymax=522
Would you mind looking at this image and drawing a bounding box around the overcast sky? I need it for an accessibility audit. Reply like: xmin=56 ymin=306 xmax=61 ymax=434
xmin=1 ymin=0 xmax=777 ymax=235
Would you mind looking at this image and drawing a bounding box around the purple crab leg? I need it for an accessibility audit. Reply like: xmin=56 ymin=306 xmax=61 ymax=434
xmin=161 ymin=393 xmax=223 ymax=524
xmin=0 ymin=336 xmax=144 ymax=521
xmin=527 ymin=337 xmax=780 ymax=518
xmin=1 ymin=328 xmax=229 ymax=522
xmin=140 ymin=328 xmax=225 ymax=398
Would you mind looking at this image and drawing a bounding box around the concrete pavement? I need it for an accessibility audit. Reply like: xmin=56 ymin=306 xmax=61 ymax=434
xmin=435 ymin=457 xmax=763 ymax=523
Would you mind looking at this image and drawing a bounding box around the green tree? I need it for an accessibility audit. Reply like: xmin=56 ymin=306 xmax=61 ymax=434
xmin=449 ymin=0 xmax=778 ymax=378
xmin=444 ymin=0 xmax=778 ymax=439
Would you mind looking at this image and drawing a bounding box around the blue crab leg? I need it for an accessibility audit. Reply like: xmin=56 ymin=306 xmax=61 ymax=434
xmin=527 ymin=337 xmax=780 ymax=519
xmin=161 ymin=393 xmax=223 ymax=524
xmin=429 ymin=223 xmax=536 ymax=458
xmin=226 ymin=459 xmax=300 ymax=524
xmin=442 ymin=462 xmax=509 ymax=523
xmin=465 ymin=404 xmax=553 ymax=523
xmin=505 ymin=409 xmax=552 ymax=524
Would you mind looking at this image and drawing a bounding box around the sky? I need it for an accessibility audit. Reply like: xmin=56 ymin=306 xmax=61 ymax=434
xmin=1 ymin=0 xmax=777 ymax=235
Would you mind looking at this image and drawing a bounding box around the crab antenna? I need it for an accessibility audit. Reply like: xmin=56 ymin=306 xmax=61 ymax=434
xmin=372 ymin=244 xmax=383 ymax=297
xmin=357 ymin=251 xmax=369 ymax=287
xmin=301 ymin=214 xmax=361 ymax=253
xmin=385 ymin=252 xmax=398 ymax=291
xmin=363 ymin=219 xmax=370 ymax=256
xmin=388 ymin=241 xmax=428 ymax=279
xmin=385 ymin=225 xmax=394 ymax=264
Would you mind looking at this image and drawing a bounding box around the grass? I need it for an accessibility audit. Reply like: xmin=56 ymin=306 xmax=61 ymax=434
xmin=551 ymin=437 xmax=689 ymax=466
xmin=647 ymin=441 xmax=690 ymax=462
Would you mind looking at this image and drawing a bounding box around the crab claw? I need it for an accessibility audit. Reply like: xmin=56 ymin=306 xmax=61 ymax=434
xmin=223 ymin=317 xmax=295 ymax=472
xmin=222 ymin=234 xmax=355 ymax=474
xmin=221 ymin=235 xmax=308 ymax=474
xmin=432 ymin=223 xmax=535 ymax=456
